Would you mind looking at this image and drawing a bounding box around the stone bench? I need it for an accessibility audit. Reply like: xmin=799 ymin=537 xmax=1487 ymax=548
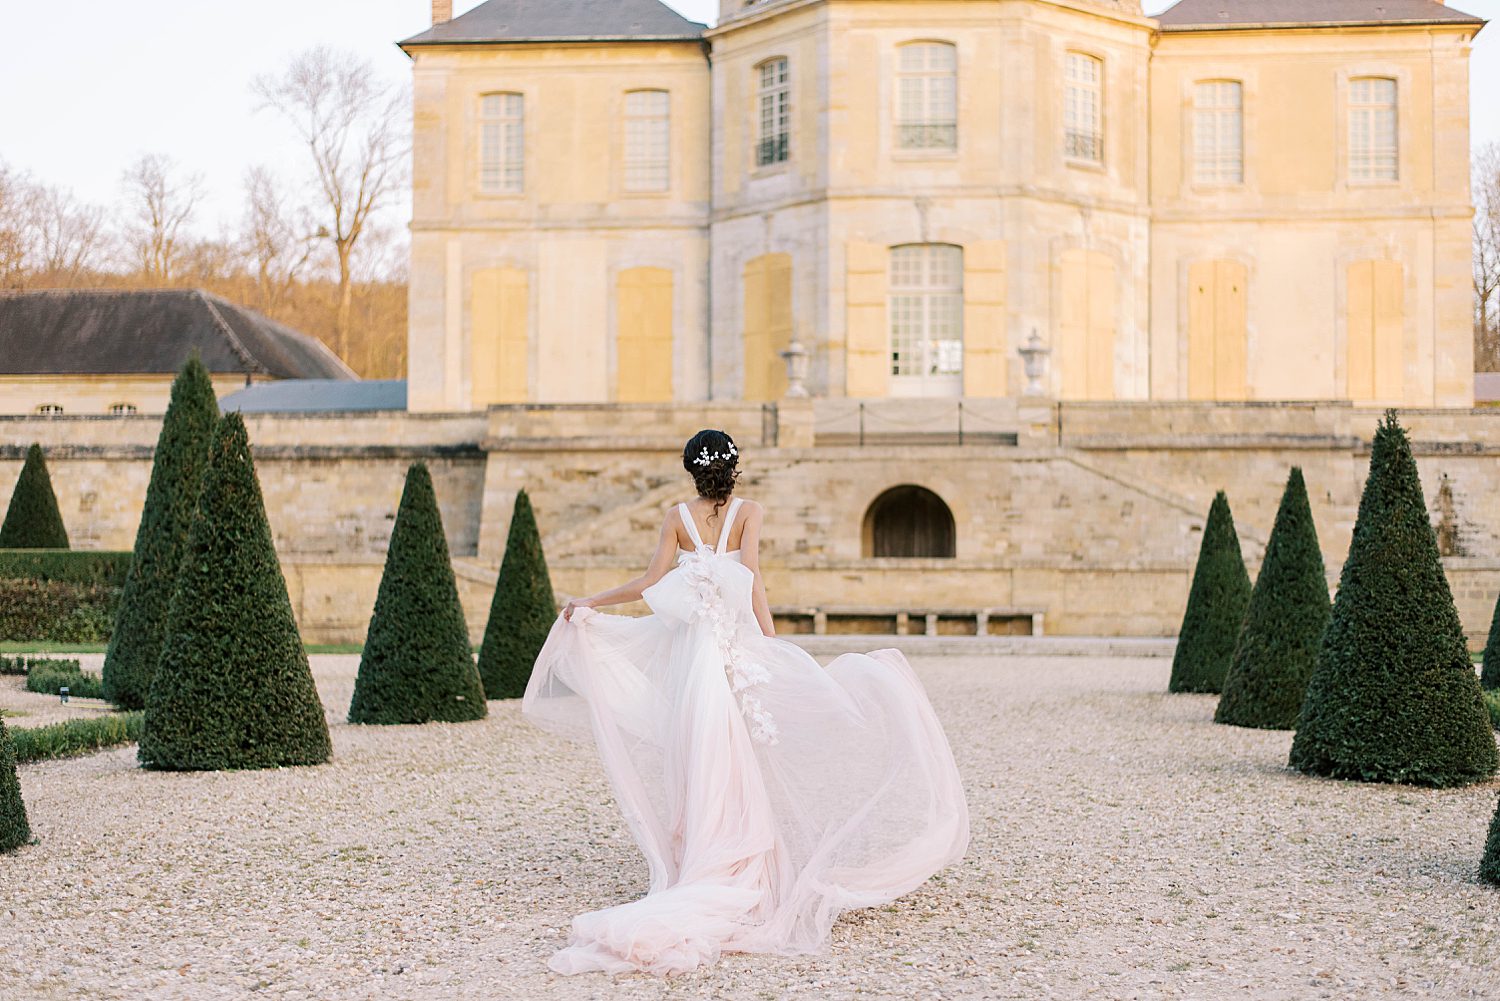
xmin=770 ymin=605 xmax=1045 ymax=637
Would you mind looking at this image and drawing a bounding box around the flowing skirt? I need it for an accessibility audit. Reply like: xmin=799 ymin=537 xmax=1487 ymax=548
xmin=521 ymin=606 xmax=970 ymax=977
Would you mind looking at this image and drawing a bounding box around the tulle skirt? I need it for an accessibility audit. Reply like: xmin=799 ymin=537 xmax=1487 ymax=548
xmin=521 ymin=604 xmax=970 ymax=977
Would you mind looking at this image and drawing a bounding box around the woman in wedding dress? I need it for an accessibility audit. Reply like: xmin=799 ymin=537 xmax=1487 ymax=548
xmin=521 ymin=429 xmax=970 ymax=977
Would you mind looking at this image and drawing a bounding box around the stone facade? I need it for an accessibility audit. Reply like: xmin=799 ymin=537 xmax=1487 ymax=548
xmin=6 ymin=401 xmax=1500 ymax=647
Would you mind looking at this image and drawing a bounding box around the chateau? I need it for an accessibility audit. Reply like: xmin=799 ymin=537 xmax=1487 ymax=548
xmin=401 ymin=0 xmax=1483 ymax=411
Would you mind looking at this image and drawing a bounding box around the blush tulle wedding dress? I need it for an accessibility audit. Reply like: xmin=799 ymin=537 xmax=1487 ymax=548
xmin=520 ymin=497 xmax=971 ymax=977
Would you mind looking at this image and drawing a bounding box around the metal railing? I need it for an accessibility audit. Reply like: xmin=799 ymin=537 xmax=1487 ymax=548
xmin=813 ymin=399 xmax=1019 ymax=447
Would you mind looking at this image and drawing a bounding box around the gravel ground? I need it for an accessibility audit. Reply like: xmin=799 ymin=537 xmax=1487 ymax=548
xmin=3 ymin=653 xmax=1499 ymax=1001
xmin=2 ymin=654 xmax=114 ymax=727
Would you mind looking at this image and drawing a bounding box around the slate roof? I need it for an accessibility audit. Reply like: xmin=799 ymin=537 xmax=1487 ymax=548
xmin=400 ymin=0 xmax=707 ymax=47
xmin=220 ymin=379 xmax=407 ymax=414
xmin=0 ymin=289 xmax=356 ymax=380
xmin=1158 ymin=0 xmax=1484 ymax=30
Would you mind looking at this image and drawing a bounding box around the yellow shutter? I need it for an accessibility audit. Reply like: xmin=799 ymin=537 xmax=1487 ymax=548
xmin=1186 ymin=260 xmax=1215 ymax=400
xmin=1085 ymin=251 xmax=1116 ymax=399
xmin=471 ymin=267 xmax=529 ymax=407
xmin=1213 ymin=260 xmax=1248 ymax=399
xmin=1372 ymin=259 xmax=1404 ymax=402
xmin=615 ymin=267 xmax=674 ymax=403
xmin=845 ymin=240 xmax=889 ymax=398
xmin=962 ymin=240 xmax=1007 ymax=397
xmin=742 ymin=253 xmax=791 ymax=401
xmin=1058 ymin=249 xmax=1088 ymax=399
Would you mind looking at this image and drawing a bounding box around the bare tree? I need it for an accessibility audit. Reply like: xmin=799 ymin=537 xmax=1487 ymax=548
xmin=0 ymin=163 xmax=41 ymax=287
xmin=120 ymin=152 xmax=205 ymax=283
xmin=1475 ymin=141 xmax=1500 ymax=372
xmin=32 ymin=185 xmax=105 ymax=287
xmin=242 ymin=165 xmax=316 ymax=313
xmin=252 ymin=45 xmax=409 ymax=361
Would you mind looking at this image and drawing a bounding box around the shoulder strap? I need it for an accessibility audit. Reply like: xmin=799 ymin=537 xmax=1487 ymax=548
xmin=716 ymin=497 xmax=744 ymax=552
xmin=678 ymin=502 xmax=705 ymax=548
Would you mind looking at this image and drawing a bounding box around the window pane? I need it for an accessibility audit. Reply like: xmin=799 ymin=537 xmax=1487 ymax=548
xmin=1064 ymin=53 xmax=1103 ymax=163
xmin=1349 ymin=77 xmax=1397 ymax=182
xmin=757 ymin=58 xmax=790 ymax=166
xmin=1192 ymin=80 xmax=1242 ymax=184
xmin=480 ymin=92 xmax=524 ymax=193
xmin=624 ymin=90 xmax=670 ymax=192
xmin=896 ymin=43 xmax=957 ymax=151
xmin=888 ymin=245 xmax=964 ymax=382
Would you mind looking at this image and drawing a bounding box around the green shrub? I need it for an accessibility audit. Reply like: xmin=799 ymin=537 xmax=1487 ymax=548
xmin=0 ymin=715 xmax=30 ymax=851
xmin=1 ymin=655 xmax=80 ymax=676
xmin=0 ymin=578 xmax=120 ymax=644
xmin=0 ymin=444 xmax=69 ymax=549
xmin=1216 ymin=468 xmax=1332 ymax=729
xmin=1485 ymin=691 xmax=1500 ymax=731
xmin=1482 ymin=590 xmax=1500 ymax=692
xmin=477 ymin=489 xmax=557 ymax=700
xmin=104 ymin=356 xmax=219 ymax=710
xmin=8 ymin=712 xmax=143 ymax=764
xmin=1289 ymin=411 xmax=1498 ymax=788
xmin=138 ymin=413 xmax=331 ymax=771
xmin=1168 ymin=491 xmax=1252 ymax=694
xmin=348 ymin=463 xmax=487 ymax=725
xmin=0 ymin=550 xmax=130 ymax=586
xmin=1482 ymin=797 xmax=1500 ymax=887
xmin=25 ymin=664 xmax=103 ymax=700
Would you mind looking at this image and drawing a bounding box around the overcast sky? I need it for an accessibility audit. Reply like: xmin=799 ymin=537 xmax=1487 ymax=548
xmin=1 ymin=0 xmax=1495 ymax=242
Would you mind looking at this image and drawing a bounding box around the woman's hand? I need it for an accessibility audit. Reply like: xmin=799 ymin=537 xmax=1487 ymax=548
xmin=562 ymin=596 xmax=594 ymax=621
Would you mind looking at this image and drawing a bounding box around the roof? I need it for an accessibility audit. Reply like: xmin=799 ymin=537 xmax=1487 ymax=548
xmin=220 ymin=379 xmax=407 ymax=414
xmin=1157 ymin=0 xmax=1484 ymax=30
xmin=400 ymin=0 xmax=707 ymax=47
xmin=0 ymin=289 xmax=356 ymax=380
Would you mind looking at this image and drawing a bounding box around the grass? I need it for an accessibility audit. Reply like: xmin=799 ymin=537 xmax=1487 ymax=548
xmin=8 ymin=712 xmax=144 ymax=764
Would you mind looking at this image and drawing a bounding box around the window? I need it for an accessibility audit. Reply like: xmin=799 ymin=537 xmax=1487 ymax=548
xmin=1193 ymin=80 xmax=1243 ymax=184
xmin=756 ymin=58 xmax=790 ymax=167
xmin=1349 ymin=77 xmax=1397 ymax=182
xmin=479 ymin=92 xmax=524 ymax=193
xmin=108 ymin=403 xmax=137 ymax=416
xmin=624 ymin=90 xmax=670 ymax=193
xmin=889 ymin=244 xmax=964 ymax=394
xmin=35 ymin=404 xmax=63 ymax=415
xmin=1064 ymin=52 xmax=1103 ymax=163
xmin=896 ymin=42 xmax=957 ymax=151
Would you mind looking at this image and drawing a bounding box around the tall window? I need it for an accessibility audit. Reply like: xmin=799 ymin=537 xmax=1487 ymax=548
xmin=896 ymin=42 xmax=957 ymax=151
xmin=624 ymin=90 xmax=671 ymax=192
xmin=1064 ymin=52 xmax=1103 ymax=163
xmin=889 ymin=244 xmax=964 ymax=395
xmin=479 ymin=92 xmax=524 ymax=193
xmin=1193 ymin=80 xmax=1243 ymax=184
xmin=757 ymin=58 xmax=790 ymax=166
xmin=1349 ymin=77 xmax=1398 ymax=182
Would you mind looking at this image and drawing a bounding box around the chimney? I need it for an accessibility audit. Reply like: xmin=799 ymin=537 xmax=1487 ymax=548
xmin=432 ymin=1 xmax=453 ymax=25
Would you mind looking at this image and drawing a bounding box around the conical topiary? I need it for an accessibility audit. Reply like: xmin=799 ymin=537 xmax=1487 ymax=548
xmin=1215 ymin=468 xmax=1332 ymax=729
xmin=476 ymin=489 xmax=557 ymax=700
xmin=1481 ymin=591 xmax=1500 ymax=692
xmin=138 ymin=412 xmax=331 ymax=771
xmin=0 ymin=444 xmax=69 ymax=549
xmin=103 ymin=356 xmax=220 ymax=709
xmin=347 ymin=462 xmax=488 ymax=725
xmin=1482 ymin=797 xmax=1500 ymax=886
xmin=1168 ymin=491 xmax=1252 ymax=694
xmin=1289 ymin=411 xmax=1498 ymax=787
xmin=0 ymin=716 xmax=32 ymax=852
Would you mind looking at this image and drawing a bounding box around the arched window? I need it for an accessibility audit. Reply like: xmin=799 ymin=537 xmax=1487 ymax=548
xmin=35 ymin=403 xmax=63 ymax=416
xmin=896 ymin=42 xmax=957 ymax=151
xmin=756 ymin=58 xmax=790 ymax=166
xmin=889 ymin=243 xmax=963 ymax=396
xmin=108 ymin=402 xmax=138 ymax=416
xmin=624 ymin=90 xmax=670 ymax=192
xmin=1064 ymin=51 xmax=1103 ymax=163
xmin=863 ymin=485 xmax=956 ymax=558
xmin=1349 ymin=77 xmax=1397 ymax=182
xmin=479 ymin=92 xmax=524 ymax=193
xmin=1193 ymin=80 xmax=1242 ymax=184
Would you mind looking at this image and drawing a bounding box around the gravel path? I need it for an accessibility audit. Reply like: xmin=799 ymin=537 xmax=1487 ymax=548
xmin=3 ymin=653 xmax=1498 ymax=1000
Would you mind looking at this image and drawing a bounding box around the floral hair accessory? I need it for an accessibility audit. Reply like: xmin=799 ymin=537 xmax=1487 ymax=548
xmin=691 ymin=438 xmax=738 ymax=467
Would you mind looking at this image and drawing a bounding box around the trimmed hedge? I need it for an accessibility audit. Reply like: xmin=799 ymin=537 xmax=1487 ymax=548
xmin=1289 ymin=411 xmax=1498 ymax=788
xmin=0 ymin=444 xmax=68 ymax=549
xmin=0 ymin=578 xmax=117 ymax=644
xmin=25 ymin=664 xmax=104 ymax=700
xmin=1 ymin=656 xmax=80 ymax=674
xmin=8 ymin=712 xmax=143 ymax=764
xmin=477 ymin=489 xmax=557 ymax=700
xmin=103 ymin=355 xmax=219 ymax=709
xmin=138 ymin=413 xmax=331 ymax=771
xmin=1 ymin=715 xmax=30 ymax=851
xmin=1482 ymin=590 xmax=1500 ymax=691
xmin=1168 ymin=491 xmax=1252 ymax=694
xmin=0 ymin=550 xmax=131 ymax=586
xmin=1482 ymin=797 xmax=1500 ymax=887
xmin=348 ymin=462 xmax=487 ymax=725
xmin=1215 ymin=468 xmax=1331 ymax=730
xmin=1486 ymin=690 xmax=1500 ymax=731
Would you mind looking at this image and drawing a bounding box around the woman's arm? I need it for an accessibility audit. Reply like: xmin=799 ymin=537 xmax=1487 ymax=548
xmin=562 ymin=508 xmax=680 ymax=620
xmin=738 ymin=501 xmax=776 ymax=637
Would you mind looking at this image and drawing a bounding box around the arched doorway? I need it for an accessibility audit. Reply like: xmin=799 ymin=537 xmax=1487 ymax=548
xmin=862 ymin=485 xmax=956 ymax=558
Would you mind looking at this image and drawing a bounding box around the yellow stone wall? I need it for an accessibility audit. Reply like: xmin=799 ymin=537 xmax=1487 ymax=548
xmin=0 ymin=374 xmax=258 ymax=416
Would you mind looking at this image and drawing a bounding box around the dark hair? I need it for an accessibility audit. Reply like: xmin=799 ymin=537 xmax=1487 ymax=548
xmin=683 ymin=429 xmax=740 ymax=523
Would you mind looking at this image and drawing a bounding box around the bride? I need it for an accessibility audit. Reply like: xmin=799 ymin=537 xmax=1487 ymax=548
xmin=521 ymin=428 xmax=970 ymax=977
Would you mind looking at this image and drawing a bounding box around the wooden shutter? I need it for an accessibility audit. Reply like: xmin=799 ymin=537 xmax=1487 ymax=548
xmin=471 ymin=267 xmax=529 ymax=406
xmin=962 ymin=240 xmax=1007 ymax=397
xmin=616 ymin=267 xmax=674 ymax=402
xmin=845 ymin=240 xmax=889 ymax=397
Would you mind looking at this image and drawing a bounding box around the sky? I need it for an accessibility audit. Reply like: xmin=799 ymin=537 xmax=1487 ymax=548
xmin=1 ymin=0 xmax=1496 ymax=243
